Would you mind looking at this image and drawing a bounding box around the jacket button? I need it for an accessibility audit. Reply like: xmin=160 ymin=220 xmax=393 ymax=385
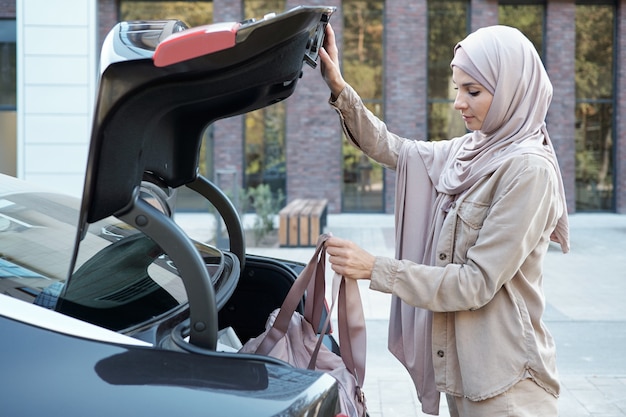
xmin=437 ymin=350 xmax=445 ymax=358
xmin=439 ymin=253 xmax=447 ymax=261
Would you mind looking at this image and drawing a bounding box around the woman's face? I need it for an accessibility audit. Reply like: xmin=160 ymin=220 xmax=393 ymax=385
xmin=452 ymin=67 xmax=493 ymax=132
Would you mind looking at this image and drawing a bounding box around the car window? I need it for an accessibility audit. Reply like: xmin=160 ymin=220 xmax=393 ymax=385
xmin=0 ymin=176 xmax=78 ymax=300
xmin=0 ymin=174 xmax=197 ymax=332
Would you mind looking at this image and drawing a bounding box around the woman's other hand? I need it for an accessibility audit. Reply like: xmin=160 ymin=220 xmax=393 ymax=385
xmin=319 ymin=24 xmax=346 ymax=100
xmin=325 ymin=236 xmax=375 ymax=280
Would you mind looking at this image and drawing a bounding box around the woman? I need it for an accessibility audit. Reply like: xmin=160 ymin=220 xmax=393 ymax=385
xmin=318 ymin=23 xmax=569 ymax=417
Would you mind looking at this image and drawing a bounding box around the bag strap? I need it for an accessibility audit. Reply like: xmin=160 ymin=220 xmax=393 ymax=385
xmin=304 ymin=251 xmax=327 ymax=333
xmin=336 ymin=274 xmax=366 ymax=386
xmin=256 ymin=233 xmax=367 ymax=387
xmin=307 ymin=271 xmax=339 ymax=369
xmin=255 ymin=234 xmax=329 ymax=355
xmin=308 ymin=271 xmax=366 ymax=385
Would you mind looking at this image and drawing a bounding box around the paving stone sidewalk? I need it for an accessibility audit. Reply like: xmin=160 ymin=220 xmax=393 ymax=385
xmin=177 ymin=211 xmax=626 ymax=416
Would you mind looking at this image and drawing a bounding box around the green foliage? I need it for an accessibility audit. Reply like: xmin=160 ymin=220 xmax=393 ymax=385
xmin=244 ymin=0 xmax=286 ymax=18
xmin=343 ymin=61 xmax=380 ymax=99
xmin=499 ymin=5 xmax=544 ymax=56
xmin=573 ymin=5 xmax=615 ymax=210
xmin=119 ymin=1 xmax=213 ymax=27
xmin=426 ymin=1 xmax=468 ymax=142
xmin=340 ymin=1 xmax=385 ymax=211
xmin=243 ymin=184 xmax=285 ymax=245
xmin=575 ymin=5 xmax=614 ymax=100
xmin=241 ymin=0 xmax=287 ymax=192
xmin=428 ymin=0 xmax=467 ymax=100
xmin=342 ymin=0 xmax=384 ymax=100
xmin=245 ymin=103 xmax=285 ymax=179
xmin=209 ymin=184 xmax=283 ymax=245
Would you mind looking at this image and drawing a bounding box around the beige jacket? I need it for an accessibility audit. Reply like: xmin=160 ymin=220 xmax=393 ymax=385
xmin=331 ymin=85 xmax=563 ymax=401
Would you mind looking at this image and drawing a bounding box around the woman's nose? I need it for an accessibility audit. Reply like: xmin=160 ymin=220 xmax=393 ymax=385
xmin=454 ymin=94 xmax=466 ymax=110
xmin=454 ymin=91 xmax=467 ymax=110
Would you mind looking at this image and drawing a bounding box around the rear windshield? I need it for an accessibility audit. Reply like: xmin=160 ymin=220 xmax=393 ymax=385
xmin=0 ymin=174 xmax=192 ymax=331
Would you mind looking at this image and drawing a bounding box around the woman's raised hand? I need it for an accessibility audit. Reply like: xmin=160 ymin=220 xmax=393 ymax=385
xmin=319 ymin=24 xmax=346 ymax=100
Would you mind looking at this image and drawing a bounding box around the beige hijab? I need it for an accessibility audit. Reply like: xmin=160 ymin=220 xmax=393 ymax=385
xmin=445 ymin=25 xmax=569 ymax=252
xmin=389 ymin=26 xmax=569 ymax=415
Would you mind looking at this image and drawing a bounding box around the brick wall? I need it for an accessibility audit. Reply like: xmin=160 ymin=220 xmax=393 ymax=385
xmin=211 ymin=0 xmax=244 ymax=194
xmin=97 ymin=0 xmax=117 ymax=50
xmin=383 ymin=0 xmax=428 ymax=213
xmin=0 ymin=0 xmax=15 ymax=17
xmin=545 ymin=0 xmax=577 ymax=213
xmin=471 ymin=0 xmax=498 ymax=30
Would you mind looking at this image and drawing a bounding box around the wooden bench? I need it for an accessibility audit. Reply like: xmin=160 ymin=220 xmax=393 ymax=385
xmin=278 ymin=198 xmax=328 ymax=247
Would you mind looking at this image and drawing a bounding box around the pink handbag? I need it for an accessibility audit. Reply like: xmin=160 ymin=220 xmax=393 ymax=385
xmin=239 ymin=234 xmax=367 ymax=417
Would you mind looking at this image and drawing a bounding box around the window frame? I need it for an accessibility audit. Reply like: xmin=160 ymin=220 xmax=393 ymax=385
xmin=0 ymin=19 xmax=17 ymax=111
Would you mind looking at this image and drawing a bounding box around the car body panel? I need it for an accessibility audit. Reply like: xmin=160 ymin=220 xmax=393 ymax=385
xmin=0 ymin=293 xmax=150 ymax=346
xmin=0 ymin=313 xmax=339 ymax=417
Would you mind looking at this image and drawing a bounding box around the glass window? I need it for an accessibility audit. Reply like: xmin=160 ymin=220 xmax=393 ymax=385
xmin=575 ymin=3 xmax=614 ymax=211
xmin=0 ymin=177 xmax=80 ymax=304
xmin=0 ymin=19 xmax=16 ymax=110
xmin=427 ymin=0 xmax=468 ymax=142
xmin=0 ymin=19 xmax=17 ymax=177
xmin=242 ymin=1 xmax=287 ymax=207
xmin=0 ymin=174 xmax=194 ymax=332
xmin=499 ymin=3 xmax=544 ymax=58
xmin=244 ymin=103 xmax=285 ymax=198
xmin=341 ymin=0 xmax=384 ymax=212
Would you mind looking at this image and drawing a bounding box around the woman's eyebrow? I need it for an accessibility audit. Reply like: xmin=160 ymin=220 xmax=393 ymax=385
xmin=451 ymin=79 xmax=480 ymax=88
xmin=460 ymin=81 xmax=481 ymax=87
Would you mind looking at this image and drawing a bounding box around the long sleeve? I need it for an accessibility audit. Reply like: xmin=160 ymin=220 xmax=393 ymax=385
xmin=372 ymin=153 xmax=563 ymax=400
xmin=369 ymin=153 xmax=562 ymax=313
xmin=330 ymin=84 xmax=407 ymax=170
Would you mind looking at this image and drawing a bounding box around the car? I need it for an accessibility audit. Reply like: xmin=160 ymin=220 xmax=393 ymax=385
xmin=0 ymin=6 xmax=346 ymax=417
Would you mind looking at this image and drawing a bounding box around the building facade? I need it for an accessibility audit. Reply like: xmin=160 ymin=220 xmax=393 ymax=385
xmin=1 ymin=0 xmax=624 ymax=214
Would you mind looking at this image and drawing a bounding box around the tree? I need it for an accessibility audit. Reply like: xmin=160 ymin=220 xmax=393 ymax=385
xmin=574 ymin=4 xmax=614 ymax=210
xmin=119 ymin=1 xmax=214 ymax=27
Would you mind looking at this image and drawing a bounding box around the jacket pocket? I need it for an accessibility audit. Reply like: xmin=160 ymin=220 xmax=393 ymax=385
xmin=453 ymin=200 xmax=490 ymax=261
